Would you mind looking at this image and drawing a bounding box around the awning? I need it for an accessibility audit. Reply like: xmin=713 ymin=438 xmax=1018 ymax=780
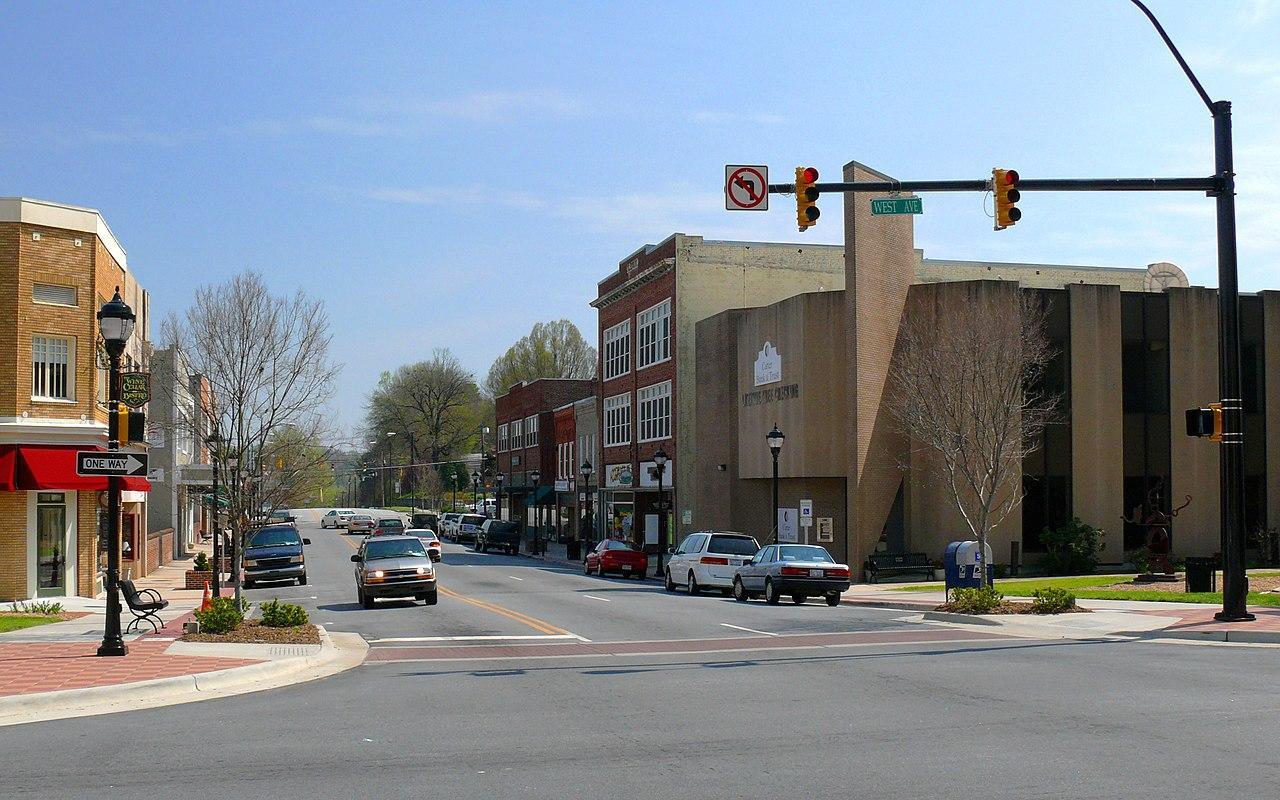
xmin=0 ymin=445 xmax=150 ymax=492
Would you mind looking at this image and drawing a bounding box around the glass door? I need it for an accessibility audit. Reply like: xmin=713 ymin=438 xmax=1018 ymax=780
xmin=36 ymin=493 xmax=67 ymax=596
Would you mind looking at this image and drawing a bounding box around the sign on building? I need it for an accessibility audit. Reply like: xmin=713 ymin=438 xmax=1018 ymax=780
xmin=777 ymin=507 xmax=799 ymax=543
xmin=754 ymin=342 xmax=781 ymax=387
xmin=816 ymin=517 xmax=834 ymax=543
xmin=121 ymin=372 xmax=150 ymax=409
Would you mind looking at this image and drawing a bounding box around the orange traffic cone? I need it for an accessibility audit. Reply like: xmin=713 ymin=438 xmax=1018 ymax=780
xmin=200 ymin=581 xmax=213 ymax=611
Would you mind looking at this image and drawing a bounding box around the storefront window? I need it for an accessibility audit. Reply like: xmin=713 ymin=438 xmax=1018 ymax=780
xmin=36 ymin=493 xmax=67 ymax=595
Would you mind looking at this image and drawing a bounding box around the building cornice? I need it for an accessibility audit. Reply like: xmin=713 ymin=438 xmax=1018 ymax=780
xmin=0 ymin=196 xmax=129 ymax=270
xmin=591 ymin=258 xmax=674 ymax=309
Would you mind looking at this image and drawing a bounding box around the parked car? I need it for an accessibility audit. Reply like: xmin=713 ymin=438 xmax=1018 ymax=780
xmin=268 ymin=509 xmax=296 ymax=524
xmin=347 ymin=514 xmax=375 ymax=534
xmin=476 ymin=519 xmax=521 ymax=555
xmin=732 ymin=544 xmax=851 ymax=606
xmin=664 ymin=531 xmax=761 ymax=595
xmin=321 ymin=509 xmax=356 ymax=529
xmin=410 ymin=512 xmax=438 ymax=532
xmin=585 ymin=539 xmax=648 ymax=578
xmin=351 ymin=534 xmax=437 ymax=607
xmin=371 ymin=517 xmax=406 ymax=536
xmin=242 ymin=524 xmax=311 ymax=589
xmin=454 ymin=514 xmax=487 ymax=544
xmin=409 ymin=528 xmax=442 ymax=561
xmin=439 ymin=513 xmax=462 ymax=540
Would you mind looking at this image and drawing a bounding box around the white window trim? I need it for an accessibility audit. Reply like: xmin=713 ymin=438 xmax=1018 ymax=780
xmin=526 ymin=415 xmax=539 ymax=447
xmin=33 ymin=283 xmax=78 ymax=307
xmin=603 ymin=320 xmax=632 ymax=381
xmin=637 ymin=380 xmax=672 ymax=443
xmin=498 ymin=423 xmax=509 ymax=452
xmin=636 ymin=299 xmax=672 ymax=371
xmin=604 ymin=393 xmax=632 ymax=447
xmin=511 ymin=419 xmax=523 ymax=449
xmin=31 ymin=335 xmax=75 ymax=402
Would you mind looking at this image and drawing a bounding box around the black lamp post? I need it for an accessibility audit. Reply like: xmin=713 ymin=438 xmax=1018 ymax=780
xmin=580 ymin=460 xmax=594 ymax=549
xmin=530 ymin=468 xmax=541 ymax=554
xmin=653 ymin=449 xmax=668 ymax=579
xmin=766 ymin=425 xmax=785 ymax=546
xmin=495 ymin=473 xmax=505 ymax=520
xmin=206 ymin=433 xmax=223 ymax=599
xmin=472 ymin=469 xmax=481 ymax=513
xmin=96 ymin=288 xmax=135 ymax=658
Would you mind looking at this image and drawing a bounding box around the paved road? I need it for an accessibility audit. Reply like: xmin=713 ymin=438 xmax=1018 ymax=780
xmin=9 ymin=517 xmax=1280 ymax=799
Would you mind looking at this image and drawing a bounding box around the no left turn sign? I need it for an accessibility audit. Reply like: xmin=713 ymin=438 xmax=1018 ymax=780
xmin=725 ymin=165 xmax=768 ymax=211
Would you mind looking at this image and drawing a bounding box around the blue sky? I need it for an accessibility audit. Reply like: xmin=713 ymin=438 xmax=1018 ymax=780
xmin=3 ymin=1 xmax=1277 ymax=434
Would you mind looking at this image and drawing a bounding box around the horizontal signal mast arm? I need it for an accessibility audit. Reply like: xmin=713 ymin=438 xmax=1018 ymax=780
xmin=767 ymin=176 xmax=1217 ymax=194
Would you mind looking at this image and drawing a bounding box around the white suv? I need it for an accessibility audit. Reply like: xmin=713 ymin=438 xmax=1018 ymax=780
xmin=665 ymin=531 xmax=761 ymax=595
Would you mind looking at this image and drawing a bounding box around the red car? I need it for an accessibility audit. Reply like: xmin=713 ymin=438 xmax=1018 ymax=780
xmin=584 ymin=539 xmax=648 ymax=579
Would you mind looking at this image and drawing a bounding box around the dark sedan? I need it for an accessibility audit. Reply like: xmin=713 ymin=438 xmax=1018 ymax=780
xmin=732 ymin=544 xmax=851 ymax=606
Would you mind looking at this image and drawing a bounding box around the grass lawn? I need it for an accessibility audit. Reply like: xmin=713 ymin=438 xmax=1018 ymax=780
xmin=0 ymin=614 xmax=62 ymax=633
xmin=892 ymin=573 xmax=1280 ymax=606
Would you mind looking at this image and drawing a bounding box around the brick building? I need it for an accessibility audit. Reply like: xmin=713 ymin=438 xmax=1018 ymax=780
xmin=495 ymin=379 xmax=594 ymax=539
xmin=0 ymin=198 xmax=152 ymax=601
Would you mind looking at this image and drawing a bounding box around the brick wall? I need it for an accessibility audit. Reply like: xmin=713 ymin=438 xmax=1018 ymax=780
xmin=0 ymin=491 xmax=26 ymax=599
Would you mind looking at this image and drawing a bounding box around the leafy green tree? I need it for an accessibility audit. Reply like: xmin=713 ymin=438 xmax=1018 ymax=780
xmin=484 ymin=320 xmax=595 ymax=398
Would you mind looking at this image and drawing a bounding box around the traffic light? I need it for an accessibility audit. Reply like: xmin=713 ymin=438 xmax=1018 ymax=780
xmin=795 ymin=167 xmax=820 ymax=231
xmin=1185 ymin=402 xmax=1223 ymax=441
xmin=992 ymin=168 xmax=1021 ymax=230
xmin=108 ymin=403 xmax=145 ymax=445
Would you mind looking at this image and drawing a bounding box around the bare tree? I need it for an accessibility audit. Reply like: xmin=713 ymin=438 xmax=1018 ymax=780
xmin=483 ymin=319 xmax=596 ymax=398
xmin=889 ymin=286 xmax=1058 ymax=568
xmin=163 ymin=271 xmax=338 ymax=608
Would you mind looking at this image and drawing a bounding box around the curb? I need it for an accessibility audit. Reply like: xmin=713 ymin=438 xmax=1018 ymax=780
xmin=839 ymin=597 xmax=938 ymax=614
xmin=920 ymin=610 xmax=1005 ymax=626
xmin=0 ymin=626 xmax=368 ymax=728
xmin=1139 ymin=627 xmax=1280 ymax=645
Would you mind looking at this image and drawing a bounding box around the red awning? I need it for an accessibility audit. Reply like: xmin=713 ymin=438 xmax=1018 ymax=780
xmin=1 ymin=445 xmax=150 ymax=492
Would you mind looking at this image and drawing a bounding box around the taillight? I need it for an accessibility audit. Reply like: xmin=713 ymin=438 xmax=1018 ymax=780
xmin=701 ymin=556 xmax=729 ymax=565
xmin=826 ymin=568 xmax=850 ymax=578
xmin=780 ymin=566 xmax=809 ymax=576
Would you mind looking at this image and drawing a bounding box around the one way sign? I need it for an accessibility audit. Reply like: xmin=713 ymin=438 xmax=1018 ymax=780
xmin=76 ymin=452 xmax=149 ymax=477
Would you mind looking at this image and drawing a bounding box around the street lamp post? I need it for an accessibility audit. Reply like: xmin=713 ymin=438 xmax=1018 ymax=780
xmin=766 ymin=425 xmax=785 ymax=546
xmin=384 ymin=432 xmax=396 ymax=508
xmin=206 ymin=433 xmax=223 ymax=598
xmin=495 ymin=473 xmax=505 ymax=521
xmin=472 ymin=470 xmax=481 ymax=514
xmin=580 ymin=460 xmax=594 ymax=551
xmin=530 ymin=468 xmax=541 ymax=555
xmin=652 ymin=449 xmax=668 ymax=579
xmin=96 ymin=288 xmax=136 ymax=658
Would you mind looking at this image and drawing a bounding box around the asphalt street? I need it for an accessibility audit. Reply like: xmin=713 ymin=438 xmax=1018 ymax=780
xmin=6 ymin=517 xmax=1280 ymax=799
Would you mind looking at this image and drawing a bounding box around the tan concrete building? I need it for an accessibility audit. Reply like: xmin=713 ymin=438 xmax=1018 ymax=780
xmin=689 ymin=162 xmax=1279 ymax=576
xmin=0 ymin=198 xmax=152 ymax=601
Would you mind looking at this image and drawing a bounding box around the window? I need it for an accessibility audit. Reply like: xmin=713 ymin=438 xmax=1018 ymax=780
xmin=526 ymin=415 xmax=539 ymax=447
xmin=33 ymin=284 xmax=77 ymax=306
xmin=603 ymin=320 xmax=631 ymax=380
xmin=637 ymin=380 xmax=672 ymax=442
xmin=604 ymin=393 xmax=631 ymax=447
xmin=637 ymin=299 xmax=671 ymax=369
xmin=498 ymin=424 xmax=509 ymax=452
xmin=32 ymin=336 xmax=73 ymax=400
xmin=511 ymin=419 xmax=523 ymax=449
xmin=558 ymin=441 xmax=574 ymax=480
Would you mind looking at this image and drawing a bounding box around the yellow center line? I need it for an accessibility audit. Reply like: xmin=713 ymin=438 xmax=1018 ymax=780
xmin=335 ymin=533 xmax=568 ymax=636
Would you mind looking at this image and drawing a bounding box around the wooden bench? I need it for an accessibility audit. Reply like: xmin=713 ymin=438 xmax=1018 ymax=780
xmin=864 ymin=552 xmax=934 ymax=584
xmin=118 ymin=579 xmax=169 ymax=633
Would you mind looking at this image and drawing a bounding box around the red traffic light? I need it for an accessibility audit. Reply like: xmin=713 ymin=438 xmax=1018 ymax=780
xmin=800 ymin=167 xmax=819 ymax=184
xmin=1002 ymin=169 xmax=1019 ymax=186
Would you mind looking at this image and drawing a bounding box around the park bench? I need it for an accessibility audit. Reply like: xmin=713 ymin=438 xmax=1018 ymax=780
xmin=864 ymin=552 xmax=934 ymax=583
xmin=118 ymin=579 xmax=169 ymax=633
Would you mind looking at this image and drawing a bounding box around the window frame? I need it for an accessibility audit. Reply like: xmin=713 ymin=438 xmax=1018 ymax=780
xmin=33 ymin=283 xmax=78 ymax=307
xmin=603 ymin=393 xmax=632 ymax=447
xmin=603 ymin=320 xmax=632 ymax=381
xmin=498 ymin=423 xmax=509 ymax=452
xmin=510 ymin=419 xmax=523 ymax=449
xmin=526 ymin=415 xmax=539 ymax=447
xmin=636 ymin=380 xmax=672 ymax=443
xmin=31 ymin=335 xmax=75 ymax=402
xmin=636 ymin=299 xmax=672 ymax=370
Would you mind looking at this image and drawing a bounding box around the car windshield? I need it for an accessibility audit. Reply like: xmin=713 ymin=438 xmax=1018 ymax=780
xmin=707 ymin=534 xmax=760 ymax=556
xmin=364 ymin=539 xmax=427 ymax=560
xmin=377 ymin=519 xmax=403 ymax=527
xmin=777 ymin=545 xmax=835 ymax=563
xmin=488 ymin=522 xmax=519 ymax=533
xmin=340 ymin=510 xmax=354 ymax=515
xmin=462 ymin=515 xmax=486 ymax=525
xmin=353 ymin=515 xmax=371 ymax=521
xmin=408 ymin=529 xmax=438 ymax=539
xmin=247 ymin=527 xmax=301 ymax=548
xmin=605 ymin=540 xmax=638 ymax=551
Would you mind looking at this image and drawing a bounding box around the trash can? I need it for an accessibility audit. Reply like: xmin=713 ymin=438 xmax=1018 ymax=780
xmin=1184 ymin=556 xmax=1218 ymax=593
xmin=566 ymin=540 xmax=581 ymax=561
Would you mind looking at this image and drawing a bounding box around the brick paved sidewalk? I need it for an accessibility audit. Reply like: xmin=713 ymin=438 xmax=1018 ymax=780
xmin=1136 ymin=605 xmax=1280 ymax=633
xmin=0 ymin=640 xmax=261 ymax=698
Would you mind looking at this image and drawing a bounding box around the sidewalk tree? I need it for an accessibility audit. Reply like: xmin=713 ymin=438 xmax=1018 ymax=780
xmin=483 ymin=319 xmax=596 ymax=398
xmin=889 ymin=286 xmax=1059 ymax=574
xmin=162 ymin=271 xmax=337 ymax=609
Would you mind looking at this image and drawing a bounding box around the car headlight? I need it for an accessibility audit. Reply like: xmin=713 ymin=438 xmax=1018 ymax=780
xmin=289 ymin=555 xmax=304 ymax=564
xmin=243 ymin=558 xmax=258 ymax=568
xmin=367 ymin=569 xmax=384 ymax=580
xmin=415 ymin=565 xmax=432 ymax=576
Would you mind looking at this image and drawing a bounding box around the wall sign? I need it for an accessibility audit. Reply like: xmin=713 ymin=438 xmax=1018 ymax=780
xmin=121 ymin=372 xmax=150 ymax=409
xmin=605 ymin=463 xmax=633 ymax=488
xmin=777 ymin=508 xmax=799 ymax=543
xmin=753 ymin=342 xmax=781 ymax=387
xmin=742 ymin=384 xmax=800 ymax=407
xmin=816 ymin=517 xmax=834 ymax=542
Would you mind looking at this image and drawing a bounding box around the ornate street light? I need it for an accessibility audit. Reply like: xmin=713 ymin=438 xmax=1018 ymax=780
xmin=652 ymin=449 xmax=669 ymax=578
xmin=766 ymin=425 xmax=785 ymax=545
xmin=96 ymin=288 xmax=136 ymax=658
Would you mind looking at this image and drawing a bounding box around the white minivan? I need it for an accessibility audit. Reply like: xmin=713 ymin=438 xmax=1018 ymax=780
xmin=664 ymin=531 xmax=761 ymax=595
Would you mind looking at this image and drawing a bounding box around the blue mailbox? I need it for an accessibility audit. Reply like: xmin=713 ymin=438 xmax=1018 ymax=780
xmin=944 ymin=540 xmax=994 ymax=596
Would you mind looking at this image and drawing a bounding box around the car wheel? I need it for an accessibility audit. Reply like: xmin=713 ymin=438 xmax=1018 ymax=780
xmin=664 ymin=569 xmax=676 ymax=592
xmin=791 ymin=594 xmax=807 ymax=605
xmin=424 ymin=589 xmax=438 ymax=606
xmin=298 ymin=575 xmax=307 ymax=586
xmin=583 ymin=560 xmax=591 ymax=575
xmin=687 ymin=572 xmax=701 ymax=596
xmin=596 ymin=563 xmax=606 ymax=577
xmin=243 ymin=580 xmax=255 ymax=590
xmin=733 ymin=578 xmax=749 ymax=602
xmin=360 ymin=588 xmax=374 ymax=609
xmin=826 ymin=593 xmax=841 ymax=607
xmin=765 ymin=579 xmax=780 ymax=605
xmin=721 ymin=588 xmax=732 ymax=597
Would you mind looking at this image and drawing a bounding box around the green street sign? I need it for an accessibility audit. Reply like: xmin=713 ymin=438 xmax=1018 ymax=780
xmin=121 ymin=372 xmax=150 ymax=409
xmin=870 ymin=197 xmax=923 ymax=215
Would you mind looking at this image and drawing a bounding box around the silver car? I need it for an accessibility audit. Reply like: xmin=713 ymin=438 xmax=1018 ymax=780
xmin=732 ymin=544 xmax=851 ymax=606
xmin=351 ymin=535 xmax=437 ymax=607
xmin=347 ymin=514 xmax=375 ymax=534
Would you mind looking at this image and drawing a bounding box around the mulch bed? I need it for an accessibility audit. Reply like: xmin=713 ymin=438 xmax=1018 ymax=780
xmin=934 ymin=600 xmax=1090 ymax=615
xmin=181 ymin=621 xmax=321 ymax=645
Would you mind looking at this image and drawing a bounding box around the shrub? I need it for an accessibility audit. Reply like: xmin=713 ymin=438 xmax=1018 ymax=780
xmin=260 ymin=598 xmax=309 ymax=628
xmin=1127 ymin=548 xmax=1151 ymax=574
xmin=1040 ymin=518 xmax=1104 ymax=575
xmin=1031 ymin=588 xmax=1077 ymax=614
xmin=9 ymin=599 xmax=63 ymax=615
xmin=194 ymin=597 xmax=243 ymax=634
xmin=192 ymin=552 xmax=211 ymax=572
xmin=949 ymin=586 xmax=1003 ymax=614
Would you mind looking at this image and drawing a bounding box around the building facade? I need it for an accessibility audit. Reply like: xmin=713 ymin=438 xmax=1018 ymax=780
xmin=147 ymin=346 xmax=214 ymax=560
xmin=0 ymin=198 xmax=152 ymax=601
xmin=574 ymin=395 xmax=601 ymax=543
xmin=592 ymin=234 xmax=845 ymax=555
xmin=688 ymin=160 xmax=1280 ymax=575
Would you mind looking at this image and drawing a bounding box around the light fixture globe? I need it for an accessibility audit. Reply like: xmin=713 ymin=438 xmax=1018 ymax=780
xmin=766 ymin=424 xmax=786 ymax=454
xmin=96 ymin=287 xmax=136 ymax=354
xmin=653 ymin=449 xmax=668 ymax=468
xmin=579 ymin=459 xmax=594 ymax=478
xmin=495 ymin=473 xmax=505 ymax=486
xmin=530 ymin=469 xmax=541 ymax=484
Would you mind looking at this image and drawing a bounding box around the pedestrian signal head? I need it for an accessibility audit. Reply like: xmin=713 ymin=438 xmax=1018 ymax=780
xmin=795 ymin=167 xmax=820 ymax=232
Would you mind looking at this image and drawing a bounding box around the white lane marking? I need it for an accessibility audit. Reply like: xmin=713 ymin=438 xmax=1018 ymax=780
xmin=582 ymin=594 xmax=612 ymax=603
xmin=508 ymin=576 xmax=524 ymax=581
xmin=371 ymin=634 xmax=585 ymax=643
xmin=720 ymin=623 xmax=778 ymax=637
